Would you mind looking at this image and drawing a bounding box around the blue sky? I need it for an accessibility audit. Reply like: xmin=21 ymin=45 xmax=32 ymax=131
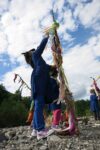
xmin=0 ymin=0 xmax=100 ymax=99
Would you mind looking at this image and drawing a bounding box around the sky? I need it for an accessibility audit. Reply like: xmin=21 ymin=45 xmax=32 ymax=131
xmin=0 ymin=0 xmax=100 ymax=100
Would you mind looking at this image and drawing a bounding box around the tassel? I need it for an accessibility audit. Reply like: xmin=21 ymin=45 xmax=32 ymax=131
xmin=13 ymin=74 xmax=18 ymax=82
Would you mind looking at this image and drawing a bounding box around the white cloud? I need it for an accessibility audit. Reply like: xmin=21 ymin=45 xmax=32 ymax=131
xmin=0 ymin=0 xmax=53 ymax=60
xmin=0 ymin=0 xmax=75 ymax=61
xmin=74 ymin=0 xmax=100 ymax=30
xmin=0 ymin=65 xmax=32 ymax=97
xmin=66 ymin=0 xmax=100 ymax=31
xmin=0 ymin=0 xmax=9 ymax=15
xmin=0 ymin=31 xmax=8 ymax=53
xmin=54 ymin=0 xmax=65 ymax=14
xmin=63 ymin=34 xmax=100 ymax=99
xmin=88 ymin=35 xmax=100 ymax=56
xmin=63 ymin=10 xmax=76 ymax=31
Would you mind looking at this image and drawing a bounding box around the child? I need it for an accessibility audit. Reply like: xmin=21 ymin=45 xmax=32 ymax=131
xmin=23 ymin=33 xmax=54 ymax=140
xmin=93 ymin=80 xmax=100 ymax=101
xmin=90 ymin=89 xmax=100 ymax=120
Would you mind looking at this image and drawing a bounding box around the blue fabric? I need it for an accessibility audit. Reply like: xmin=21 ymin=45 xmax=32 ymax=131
xmin=45 ymin=77 xmax=59 ymax=104
xmin=31 ymin=37 xmax=50 ymax=131
xmin=31 ymin=36 xmax=59 ymax=103
xmin=33 ymin=96 xmax=45 ymax=131
xmin=49 ymin=102 xmax=61 ymax=111
xmin=31 ymin=37 xmax=51 ymax=98
xmin=31 ymin=37 xmax=60 ymax=131
xmin=90 ymin=94 xmax=99 ymax=112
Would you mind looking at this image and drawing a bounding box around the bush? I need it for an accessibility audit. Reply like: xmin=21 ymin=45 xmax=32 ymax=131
xmin=75 ymin=100 xmax=90 ymax=117
xmin=0 ymin=97 xmax=28 ymax=127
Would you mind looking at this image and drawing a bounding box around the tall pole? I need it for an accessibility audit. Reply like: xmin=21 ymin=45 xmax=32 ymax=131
xmin=50 ymin=10 xmax=79 ymax=134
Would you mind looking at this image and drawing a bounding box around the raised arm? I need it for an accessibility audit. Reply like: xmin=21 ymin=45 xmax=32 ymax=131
xmin=93 ymin=80 xmax=100 ymax=92
xmin=33 ymin=36 xmax=49 ymax=58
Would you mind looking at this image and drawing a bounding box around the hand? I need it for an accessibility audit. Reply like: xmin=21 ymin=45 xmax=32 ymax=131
xmin=51 ymin=65 xmax=57 ymax=69
xmin=93 ymin=80 xmax=96 ymax=85
xmin=45 ymin=31 xmax=49 ymax=37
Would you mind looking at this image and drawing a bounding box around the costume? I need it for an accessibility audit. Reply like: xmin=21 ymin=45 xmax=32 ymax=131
xmin=31 ymin=36 xmax=59 ymax=131
xmin=49 ymin=102 xmax=61 ymax=126
xmin=90 ymin=93 xmax=100 ymax=120
xmin=31 ymin=37 xmax=50 ymax=131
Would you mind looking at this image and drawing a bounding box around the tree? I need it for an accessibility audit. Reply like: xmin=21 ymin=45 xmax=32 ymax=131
xmin=0 ymin=84 xmax=29 ymax=127
xmin=0 ymin=84 xmax=12 ymax=104
xmin=75 ymin=100 xmax=90 ymax=116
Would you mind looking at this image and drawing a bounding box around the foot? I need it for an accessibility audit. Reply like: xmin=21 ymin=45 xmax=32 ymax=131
xmin=37 ymin=128 xmax=54 ymax=140
xmin=29 ymin=129 xmax=37 ymax=137
xmin=51 ymin=125 xmax=62 ymax=131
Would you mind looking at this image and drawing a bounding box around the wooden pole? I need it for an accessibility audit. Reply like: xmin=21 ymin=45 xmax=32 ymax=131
xmin=50 ymin=10 xmax=79 ymax=134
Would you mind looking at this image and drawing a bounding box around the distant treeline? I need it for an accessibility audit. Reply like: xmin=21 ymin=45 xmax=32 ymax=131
xmin=0 ymin=84 xmax=91 ymax=127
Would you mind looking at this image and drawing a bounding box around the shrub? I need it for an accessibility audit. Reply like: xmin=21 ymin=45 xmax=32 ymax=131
xmin=0 ymin=97 xmax=28 ymax=127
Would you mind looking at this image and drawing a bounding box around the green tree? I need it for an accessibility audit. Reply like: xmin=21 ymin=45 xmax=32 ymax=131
xmin=0 ymin=84 xmax=29 ymax=127
xmin=0 ymin=97 xmax=28 ymax=127
xmin=75 ymin=100 xmax=90 ymax=117
xmin=0 ymin=84 xmax=12 ymax=104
